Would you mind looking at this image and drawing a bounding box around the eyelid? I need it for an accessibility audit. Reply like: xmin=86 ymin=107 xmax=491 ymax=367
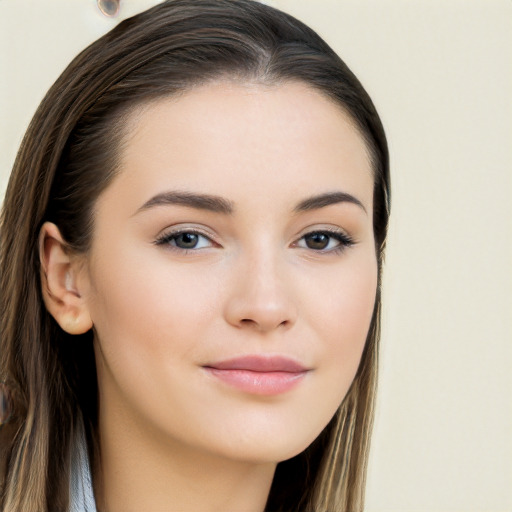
xmin=294 ymin=224 xmax=353 ymax=240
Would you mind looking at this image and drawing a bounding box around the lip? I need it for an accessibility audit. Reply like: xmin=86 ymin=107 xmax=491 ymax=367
xmin=202 ymin=356 xmax=310 ymax=396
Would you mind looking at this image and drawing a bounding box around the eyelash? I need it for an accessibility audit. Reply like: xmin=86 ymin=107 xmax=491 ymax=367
xmin=154 ymin=228 xmax=354 ymax=254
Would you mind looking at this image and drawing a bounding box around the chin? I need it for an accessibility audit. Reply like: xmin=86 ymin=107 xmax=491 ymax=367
xmin=199 ymin=417 xmax=331 ymax=465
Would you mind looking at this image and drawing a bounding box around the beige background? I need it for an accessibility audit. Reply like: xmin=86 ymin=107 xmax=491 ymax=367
xmin=1 ymin=1 xmax=511 ymax=510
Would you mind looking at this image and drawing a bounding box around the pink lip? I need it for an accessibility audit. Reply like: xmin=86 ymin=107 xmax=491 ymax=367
xmin=203 ymin=356 xmax=309 ymax=396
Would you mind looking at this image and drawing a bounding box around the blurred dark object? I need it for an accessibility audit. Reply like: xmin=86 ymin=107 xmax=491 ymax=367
xmin=97 ymin=0 xmax=121 ymax=17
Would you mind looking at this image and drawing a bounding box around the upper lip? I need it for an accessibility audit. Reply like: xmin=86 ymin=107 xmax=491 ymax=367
xmin=204 ymin=355 xmax=308 ymax=373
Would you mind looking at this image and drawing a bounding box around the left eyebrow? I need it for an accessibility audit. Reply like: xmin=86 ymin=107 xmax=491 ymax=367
xmin=294 ymin=191 xmax=367 ymax=215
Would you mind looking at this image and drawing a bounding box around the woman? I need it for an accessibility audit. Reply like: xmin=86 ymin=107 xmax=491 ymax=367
xmin=0 ymin=0 xmax=389 ymax=510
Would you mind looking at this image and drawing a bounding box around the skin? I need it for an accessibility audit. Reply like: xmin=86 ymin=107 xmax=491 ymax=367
xmin=41 ymin=81 xmax=377 ymax=512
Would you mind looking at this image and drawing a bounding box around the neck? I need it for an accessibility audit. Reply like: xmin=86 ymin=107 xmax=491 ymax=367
xmin=93 ymin=410 xmax=276 ymax=512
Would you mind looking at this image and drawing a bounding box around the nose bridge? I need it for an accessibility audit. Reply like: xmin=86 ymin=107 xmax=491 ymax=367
xmin=224 ymin=239 xmax=297 ymax=332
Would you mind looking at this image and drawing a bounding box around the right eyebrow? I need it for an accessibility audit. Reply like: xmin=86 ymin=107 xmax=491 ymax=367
xmin=294 ymin=191 xmax=367 ymax=215
xmin=135 ymin=190 xmax=234 ymax=215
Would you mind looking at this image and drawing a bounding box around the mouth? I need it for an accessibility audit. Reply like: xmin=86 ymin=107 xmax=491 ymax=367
xmin=202 ymin=355 xmax=310 ymax=396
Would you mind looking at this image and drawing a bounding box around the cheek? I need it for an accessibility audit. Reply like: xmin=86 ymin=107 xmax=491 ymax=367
xmin=85 ymin=251 xmax=227 ymax=430
xmin=85 ymin=250 xmax=224 ymax=362
xmin=311 ymin=253 xmax=378 ymax=392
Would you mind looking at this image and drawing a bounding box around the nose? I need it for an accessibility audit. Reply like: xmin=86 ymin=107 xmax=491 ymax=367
xmin=223 ymin=252 xmax=297 ymax=333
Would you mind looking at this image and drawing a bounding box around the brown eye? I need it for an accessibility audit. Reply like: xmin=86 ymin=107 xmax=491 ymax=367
xmin=296 ymin=230 xmax=353 ymax=253
xmin=304 ymin=232 xmax=331 ymax=250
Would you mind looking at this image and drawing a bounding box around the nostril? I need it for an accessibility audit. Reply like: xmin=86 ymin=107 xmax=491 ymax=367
xmin=238 ymin=317 xmax=289 ymax=330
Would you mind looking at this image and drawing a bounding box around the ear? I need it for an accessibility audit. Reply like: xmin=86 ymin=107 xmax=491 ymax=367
xmin=39 ymin=222 xmax=93 ymax=335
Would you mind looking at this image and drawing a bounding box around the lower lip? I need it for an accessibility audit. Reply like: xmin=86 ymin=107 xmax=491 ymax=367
xmin=204 ymin=368 xmax=307 ymax=396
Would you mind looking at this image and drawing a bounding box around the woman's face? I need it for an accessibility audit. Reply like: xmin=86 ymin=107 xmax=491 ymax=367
xmin=79 ymin=81 xmax=377 ymax=463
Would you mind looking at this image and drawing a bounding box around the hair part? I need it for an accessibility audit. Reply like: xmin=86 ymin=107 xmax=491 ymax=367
xmin=0 ymin=1 xmax=389 ymax=510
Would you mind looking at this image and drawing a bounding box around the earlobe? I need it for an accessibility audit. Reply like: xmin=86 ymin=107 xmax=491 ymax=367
xmin=39 ymin=222 xmax=93 ymax=335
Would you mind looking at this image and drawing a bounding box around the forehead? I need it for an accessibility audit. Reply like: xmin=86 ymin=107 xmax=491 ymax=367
xmin=109 ymin=81 xmax=373 ymax=213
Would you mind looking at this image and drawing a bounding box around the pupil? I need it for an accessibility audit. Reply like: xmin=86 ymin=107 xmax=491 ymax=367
xmin=176 ymin=233 xmax=198 ymax=248
xmin=306 ymin=233 xmax=329 ymax=250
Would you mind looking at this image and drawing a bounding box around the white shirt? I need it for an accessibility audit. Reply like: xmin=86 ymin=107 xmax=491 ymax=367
xmin=69 ymin=424 xmax=97 ymax=512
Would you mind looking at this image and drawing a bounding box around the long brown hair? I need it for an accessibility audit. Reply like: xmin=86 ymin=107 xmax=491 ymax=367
xmin=0 ymin=1 xmax=390 ymax=510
